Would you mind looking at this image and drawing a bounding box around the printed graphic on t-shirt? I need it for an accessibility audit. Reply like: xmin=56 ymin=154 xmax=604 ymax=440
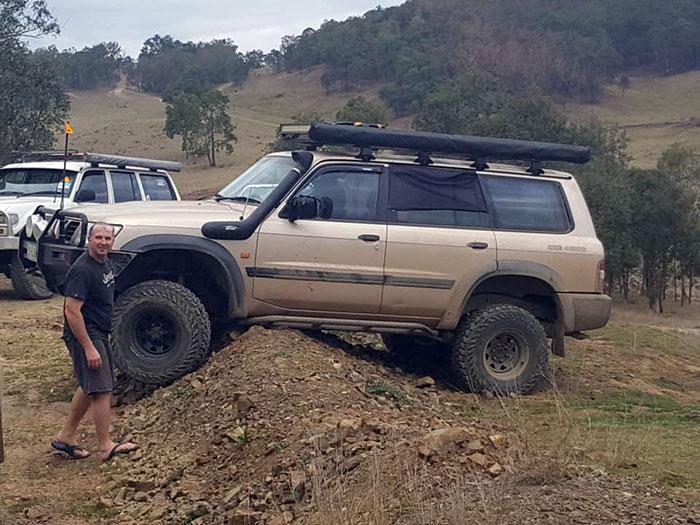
xmin=102 ymin=271 xmax=115 ymax=288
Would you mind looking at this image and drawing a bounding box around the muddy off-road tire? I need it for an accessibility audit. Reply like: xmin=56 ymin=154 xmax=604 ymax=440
xmin=111 ymin=280 xmax=211 ymax=386
xmin=451 ymin=304 xmax=548 ymax=395
xmin=381 ymin=334 xmax=449 ymax=356
xmin=10 ymin=254 xmax=53 ymax=300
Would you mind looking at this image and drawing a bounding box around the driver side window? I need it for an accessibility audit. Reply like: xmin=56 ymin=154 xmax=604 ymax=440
xmin=76 ymin=171 xmax=109 ymax=203
xmin=298 ymin=168 xmax=381 ymax=222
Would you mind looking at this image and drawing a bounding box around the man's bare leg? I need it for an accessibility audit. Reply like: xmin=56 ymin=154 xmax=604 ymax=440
xmin=92 ymin=392 xmax=114 ymax=455
xmin=56 ymin=387 xmax=90 ymax=445
xmin=93 ymin=392 xmax=137 ymax=460
xmin=52 ymin=387 xmax=91 ymax=459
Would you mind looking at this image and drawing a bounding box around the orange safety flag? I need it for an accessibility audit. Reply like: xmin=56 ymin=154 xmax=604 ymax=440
xmin=64 ymin=121 xmax=74 ymax=135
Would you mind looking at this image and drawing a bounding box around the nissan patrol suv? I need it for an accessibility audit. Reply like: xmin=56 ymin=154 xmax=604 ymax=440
xmin=34 ymin=123 xmax=611 ymax=394
xmin=1 ymin=152 xmax=180 ymax=299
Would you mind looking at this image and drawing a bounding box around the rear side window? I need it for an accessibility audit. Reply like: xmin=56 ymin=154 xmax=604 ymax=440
xmin=481 ymin=176 xmax=570 ymax=232
xmin=111 ymin=171 xmax=141 ymax=203
xmin=389 ymin=165 xmax=489 ymax=228
xmin=140 ymin=174 xmax=176 ymax=201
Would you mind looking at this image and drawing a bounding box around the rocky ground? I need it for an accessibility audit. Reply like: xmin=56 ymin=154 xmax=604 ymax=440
xmin=0 ymin=277 xmax=699 ymax=524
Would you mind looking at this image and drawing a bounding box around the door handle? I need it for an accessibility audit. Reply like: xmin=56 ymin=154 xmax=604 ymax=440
xmin=467 ymin=241 xmax=489 ymax=250
xmin=358 ymin=234 xmax=380 ymax=242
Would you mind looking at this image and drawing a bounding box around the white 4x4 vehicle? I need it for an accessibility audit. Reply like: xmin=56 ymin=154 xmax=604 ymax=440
xmin=1 ymin=152 xmax=181 ymax=299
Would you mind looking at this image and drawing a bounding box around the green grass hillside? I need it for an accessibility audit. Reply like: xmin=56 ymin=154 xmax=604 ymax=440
xmin=569 ymin=71 xmax=700 ymax=168
xmin=65 ymin=68 xmax=700 ymax=196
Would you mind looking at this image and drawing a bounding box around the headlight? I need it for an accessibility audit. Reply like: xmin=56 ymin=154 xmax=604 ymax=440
xmin=9 ymin=213 xmax=19 ymax=226
xmin=0 ymin=212 xmax=8 ymax=237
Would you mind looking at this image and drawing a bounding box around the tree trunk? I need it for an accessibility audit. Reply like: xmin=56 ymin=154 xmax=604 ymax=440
xmin=658 ymin=255 xmax=668 ymax=312
xmin=673 ymin=265 xmax=678 ymax=302
xmin=210 ymin=129 xmax=216 ymax=167
xmin=690 ymin=268 xmax=694 ymax=304
xmin=681 ymin=274 xmax=686 ymax=306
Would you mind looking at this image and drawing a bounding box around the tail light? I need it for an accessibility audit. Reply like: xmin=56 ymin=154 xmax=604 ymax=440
xmin=597 ymin=259 xmax=605 ymax=293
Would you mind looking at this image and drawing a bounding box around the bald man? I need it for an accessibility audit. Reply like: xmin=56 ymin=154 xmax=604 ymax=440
xmin=51 ymin=223 xmax=137 ymax=461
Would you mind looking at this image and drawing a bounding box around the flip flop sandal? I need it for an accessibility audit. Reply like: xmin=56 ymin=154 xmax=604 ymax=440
xmin=50 ymin=439 xmax=91 ymax=460
xmin=104 ymin=442 xmax=139 ymax=461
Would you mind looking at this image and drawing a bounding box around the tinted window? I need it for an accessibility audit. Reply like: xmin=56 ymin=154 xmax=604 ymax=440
xmin=76 ymin=171 xmax=108 ymax=203
xmin=390 ymin=166 xmax=489 ymax=228
xmin=111 ymin=171 xmax=141 ymax=203
xmin=482 ymin=176 xmax=570 ymax=232
xmin=140 ymin=174 xmax=176 ymax=201
xmin=298 ymin=168 xmax=380 ymax=221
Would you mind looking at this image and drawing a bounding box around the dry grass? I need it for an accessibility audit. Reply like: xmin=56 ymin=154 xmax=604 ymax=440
xmin=64 ymin=67 xmax=698 ymax=196
xmin=64 ymin=68 xmax=386 ymax=198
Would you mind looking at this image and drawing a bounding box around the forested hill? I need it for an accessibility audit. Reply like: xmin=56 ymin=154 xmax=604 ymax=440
xmin=273 ymin=0 xmax=700 ymax=113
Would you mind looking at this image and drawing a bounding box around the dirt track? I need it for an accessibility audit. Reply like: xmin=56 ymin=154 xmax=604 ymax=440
xmin=1 ymin=276 xmax=699 ymax=524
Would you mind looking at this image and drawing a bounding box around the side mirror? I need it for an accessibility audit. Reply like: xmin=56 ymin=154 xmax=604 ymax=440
xmin=75 ymin=188 xmax=96 ymax=203
xmin=280 ymin=195 xmax=333 ymax=222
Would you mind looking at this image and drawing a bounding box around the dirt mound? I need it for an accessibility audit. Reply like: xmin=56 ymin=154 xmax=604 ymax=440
xmin=103 ymin=327 xmax=511 ymax=524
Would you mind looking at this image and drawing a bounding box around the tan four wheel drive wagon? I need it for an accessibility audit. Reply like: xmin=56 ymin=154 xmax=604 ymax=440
xmin=34 ymin=123 xmax=611 ymax=394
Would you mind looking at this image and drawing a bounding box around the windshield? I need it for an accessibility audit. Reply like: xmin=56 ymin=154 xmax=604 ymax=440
xmin=217 ymin=154 xmax=299 ymax=204
xmin=0 ymin=168 xmax=77 ymax=197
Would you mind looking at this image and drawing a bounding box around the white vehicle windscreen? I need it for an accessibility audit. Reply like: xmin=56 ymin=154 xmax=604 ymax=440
xmin=0 ymin=168 xmax=77 ymax=197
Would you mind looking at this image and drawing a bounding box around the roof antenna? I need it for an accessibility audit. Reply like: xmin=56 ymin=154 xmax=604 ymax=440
xmin=59 ymin=121 xmax=74 ymax=209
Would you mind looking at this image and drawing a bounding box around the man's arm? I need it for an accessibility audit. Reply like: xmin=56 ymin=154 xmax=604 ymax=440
xmin=64 ymin=297 xmax=102 ymax=370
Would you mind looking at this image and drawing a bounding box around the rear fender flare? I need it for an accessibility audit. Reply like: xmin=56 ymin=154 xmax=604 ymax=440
xmin=456 ymin=260 xmax=565 ymax=326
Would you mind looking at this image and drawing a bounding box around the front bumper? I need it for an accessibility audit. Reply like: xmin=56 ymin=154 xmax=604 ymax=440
xmin=36 ymin=208 xmax=136 ymax=294
xmin=38 ymin=241 xmax=85 ymax=293
xmin=558 ymin=292 xmax=612 ymax=333
xmin=0 ymin=236 xmax=19 ymax=251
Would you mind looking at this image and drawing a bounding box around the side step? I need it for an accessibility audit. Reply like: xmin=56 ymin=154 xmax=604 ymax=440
xmin=244 ymin=316 xmax=439 ymax=337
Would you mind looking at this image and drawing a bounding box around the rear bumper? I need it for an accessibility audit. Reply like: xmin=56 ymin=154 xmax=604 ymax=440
xmin=558 ymin=292 xmax=611 ymax=333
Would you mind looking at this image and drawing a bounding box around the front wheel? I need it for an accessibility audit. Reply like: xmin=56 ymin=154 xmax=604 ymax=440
xmin=451 ymin=304 xmax=548 ymax=395
xmin=10 ymin=253 xmax=53 ymax=300
xmin=111 ymin=280 xmax=211 ymax=386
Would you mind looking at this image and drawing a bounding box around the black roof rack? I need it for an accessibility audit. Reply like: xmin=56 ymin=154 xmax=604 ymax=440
xmin=10 ymin=150 xmax=83 ymax=162
xmin=307 ymin=123 xmax=590 ymax=165
xmin=8 ymin=151 xmax=182 ymax=173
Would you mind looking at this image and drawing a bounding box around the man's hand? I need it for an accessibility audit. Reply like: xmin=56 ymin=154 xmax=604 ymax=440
xmin=85 ymin=346 xmax=102 ymax=369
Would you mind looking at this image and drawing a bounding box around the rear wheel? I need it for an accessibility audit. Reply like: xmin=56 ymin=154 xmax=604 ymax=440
xmin=111 ymin=280 xmax=211 ymax=386
xmin=10 ymin=253 xmax=53 ymax=300
xmin=451 ymin=304 xmax=548 ymax=395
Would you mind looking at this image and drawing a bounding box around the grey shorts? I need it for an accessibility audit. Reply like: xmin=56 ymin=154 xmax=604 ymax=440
xmin=65 ymin=332 xmax=115 ymax=395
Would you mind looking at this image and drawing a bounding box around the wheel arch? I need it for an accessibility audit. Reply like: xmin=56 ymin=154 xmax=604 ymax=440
xmin=458 ymin=262 xmax=564 ymax=331
xmin=118 ymin=235 xmax=245 ymax=320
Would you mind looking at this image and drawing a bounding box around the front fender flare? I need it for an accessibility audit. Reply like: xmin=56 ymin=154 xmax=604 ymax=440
xmin=120 ymin=234 xmax=245 ymax=318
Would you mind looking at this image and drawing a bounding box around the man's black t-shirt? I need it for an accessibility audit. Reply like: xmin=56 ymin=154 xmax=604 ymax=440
xmin=63 ymin=252 xmax=115 ymax=338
